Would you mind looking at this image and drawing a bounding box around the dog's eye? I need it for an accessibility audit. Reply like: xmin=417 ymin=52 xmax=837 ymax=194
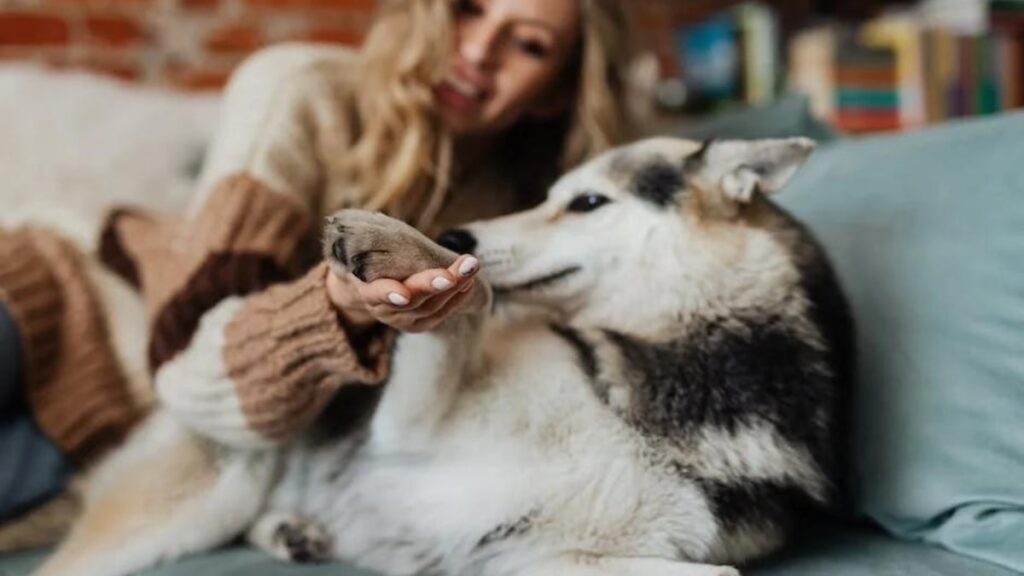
xmin=566 ymin=193 xmax=611 ymax=213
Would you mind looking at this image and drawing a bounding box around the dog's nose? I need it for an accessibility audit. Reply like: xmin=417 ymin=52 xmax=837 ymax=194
xmin=436 ymin=229 xmax=477 ymax=255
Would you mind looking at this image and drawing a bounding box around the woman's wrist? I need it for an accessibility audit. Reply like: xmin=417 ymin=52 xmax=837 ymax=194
xmin=326 ymin=269 xmax=377 ymax=330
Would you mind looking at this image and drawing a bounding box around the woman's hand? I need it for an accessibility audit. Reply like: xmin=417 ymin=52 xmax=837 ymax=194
xmin=327 ymin=255 xmax=480 ymax=333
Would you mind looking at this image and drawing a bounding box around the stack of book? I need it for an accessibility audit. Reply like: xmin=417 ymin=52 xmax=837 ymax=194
xmin=790 ymin=5 xmax=1024 ymax=133
xmin=834 ymin=39 xmax=902 ymax=132
xmin=991 ymin=0 xmax=1024 ymax=111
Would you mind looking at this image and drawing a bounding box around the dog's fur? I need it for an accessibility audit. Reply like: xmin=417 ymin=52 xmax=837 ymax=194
xmin=35 ymin=137 xmax=852 ymax=576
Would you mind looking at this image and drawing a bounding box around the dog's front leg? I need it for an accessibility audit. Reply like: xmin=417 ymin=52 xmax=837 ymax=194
xmin=371 ymin=306 xmax=487 ymax=447
xmin=323 ymin=210 xmax=491 ymax=448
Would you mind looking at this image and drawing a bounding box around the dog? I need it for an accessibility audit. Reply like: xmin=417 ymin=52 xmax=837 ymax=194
xmin=34 ymin=137 xmax=852 ymax=576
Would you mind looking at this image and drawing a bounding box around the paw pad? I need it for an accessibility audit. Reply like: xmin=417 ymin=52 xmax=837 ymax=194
xmin=273 ymin=521 xmax=329 ymax=564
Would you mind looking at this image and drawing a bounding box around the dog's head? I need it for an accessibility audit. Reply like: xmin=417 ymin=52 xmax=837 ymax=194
xmin=443 ymin=137 xmax=816 ymax=329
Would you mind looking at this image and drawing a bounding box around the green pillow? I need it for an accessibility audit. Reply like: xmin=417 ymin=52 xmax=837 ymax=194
xmin=777 ymin=113 xmax=1024 ymax=572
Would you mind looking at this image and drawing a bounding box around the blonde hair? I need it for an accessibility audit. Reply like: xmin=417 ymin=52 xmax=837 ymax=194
xmin=339 ymin=0 xmax=634 ymax=229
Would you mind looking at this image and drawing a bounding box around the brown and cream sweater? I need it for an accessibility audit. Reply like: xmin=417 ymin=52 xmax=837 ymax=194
xmin=95 ymin=43 xmax=530 ymax=449
xmin=0 ymin=229 xmax=142 ymax=464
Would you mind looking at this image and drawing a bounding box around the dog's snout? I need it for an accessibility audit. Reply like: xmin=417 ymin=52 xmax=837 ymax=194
xmin=436 ymin=229 xmax=477 ymax=255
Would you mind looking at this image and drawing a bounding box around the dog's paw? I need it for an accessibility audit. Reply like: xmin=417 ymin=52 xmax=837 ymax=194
xmin=271 ymin=519 xmax=330 ymax=564
xmin=323 ymin=210 xmax=457 ymax=282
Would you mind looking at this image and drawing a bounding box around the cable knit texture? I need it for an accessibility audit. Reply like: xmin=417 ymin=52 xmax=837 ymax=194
xmin=100 ymin=174 xmax=319 ymax=371
xmin=223 ymin=263 xmax=394 ymax=441
xmin=0 ymin=230 xmax=62 ymax=393
xmin=0 ymin=228 xmax=141 ymax=464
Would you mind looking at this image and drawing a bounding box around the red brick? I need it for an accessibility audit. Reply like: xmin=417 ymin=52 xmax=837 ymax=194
xmin=81 ymin=60 xmax=140 ymax=81
xmin=0 ymin=48 xmax=41 ymax=62
xmin=84 ymin=15 xmax=146 ymax=47
xmin=0 ymin=50 xmax=67 ymax=70
xmin=181 ymin=0 xmax=220 ymax=8
xmin=243 ymin=0 xmax=376 ymax=10
xmin=299 ymin=27 xmax=363 ymax=46
xmin=166 ymin=67 xmax=233 ymax=91
xmin=205 ymin=23 xmax=264 ymax=53
xmin=0 ymin=13 xmax=70 ymax=46
xmin=41 ymin=0 xmax=154 ymax=7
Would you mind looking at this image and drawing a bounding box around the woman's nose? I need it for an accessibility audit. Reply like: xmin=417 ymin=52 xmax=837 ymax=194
xmin=459 ymin=21 xmax=501 ymax=68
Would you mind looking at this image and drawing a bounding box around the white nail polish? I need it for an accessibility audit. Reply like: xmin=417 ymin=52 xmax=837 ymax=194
xmin=432 ymin=276 xmax=453 ymax=291
xmin=388 ymin=293 xmax=409 ymax=306
xmin=458 ymin=257 xmax=479 ymax=277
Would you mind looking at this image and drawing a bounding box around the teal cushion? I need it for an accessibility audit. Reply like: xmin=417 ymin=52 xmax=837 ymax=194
xmin=778 ymin=113 xmax=1024 ymax=572
xmin=751 ymin=523 xmax=1021 ymax=576
xmin=4 ymin=523 xmax=1018 ymax=576
xmin=0 ymin=549 xmax=378 ymax=576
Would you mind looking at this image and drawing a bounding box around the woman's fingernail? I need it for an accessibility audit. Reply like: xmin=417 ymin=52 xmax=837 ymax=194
xmin=432 ymin=276 xmax=453 ymax=291
xmin=458 ymin=256 xmax=479 ymax=277
xmin=388 ymin=293 xmax=409 ymax=306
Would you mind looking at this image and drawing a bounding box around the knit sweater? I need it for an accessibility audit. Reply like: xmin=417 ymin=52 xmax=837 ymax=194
xmin=0 ymin=229 xmax=142 ymax=464
xmin=96 ymin=43 xmax=530 ymax=448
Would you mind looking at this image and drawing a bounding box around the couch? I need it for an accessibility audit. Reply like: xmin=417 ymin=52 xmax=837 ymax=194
xmin=1 ymin=69 xmax=1021 ymax=576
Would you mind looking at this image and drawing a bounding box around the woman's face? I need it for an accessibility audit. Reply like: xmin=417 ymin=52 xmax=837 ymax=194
xmin=435 ymin=0 xmax=582 ymax=136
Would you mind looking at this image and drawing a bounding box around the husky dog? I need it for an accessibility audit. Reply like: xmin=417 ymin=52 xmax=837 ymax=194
xmin=35 ymin=137 xmax=852 ymax=576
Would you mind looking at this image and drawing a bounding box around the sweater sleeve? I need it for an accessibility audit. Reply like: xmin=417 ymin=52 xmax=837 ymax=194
xmin=101 ymin=175 xmax=320 ymax=371
xmin=100 ymin=43 xmax=360 ymax=371
xmin=100 ymin=44 xmax=391 ymax=446
xmin=154 ymin=263 xmax=393 ymax=448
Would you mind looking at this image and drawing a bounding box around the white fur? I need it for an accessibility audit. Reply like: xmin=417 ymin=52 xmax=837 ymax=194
xmin=35 ymin=413 xmax=277 ymax=576
xmin=686 ymin=424 xmax=826 ymax=502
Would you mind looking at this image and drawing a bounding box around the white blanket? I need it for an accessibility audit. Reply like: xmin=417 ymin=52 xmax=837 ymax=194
xmin=0 ymin=65 xmax=220 ymax=252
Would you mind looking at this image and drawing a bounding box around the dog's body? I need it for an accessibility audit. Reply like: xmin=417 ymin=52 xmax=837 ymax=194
xmin=36 ymin=137 xmax=852 ymax=576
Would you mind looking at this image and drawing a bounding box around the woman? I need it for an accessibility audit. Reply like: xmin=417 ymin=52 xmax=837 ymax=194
xmin=0 ymin=0 xmax=634 ymax=523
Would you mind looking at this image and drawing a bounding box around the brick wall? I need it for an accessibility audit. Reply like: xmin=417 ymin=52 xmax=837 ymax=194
xmin=0 ymin=0 xmax=377 ymax=90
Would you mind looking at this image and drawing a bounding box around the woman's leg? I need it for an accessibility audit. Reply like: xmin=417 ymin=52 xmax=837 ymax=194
xmin=0 ymin=300 xmax=22 ymax=411
xmin=0 ymin=301 xmax=72 ymax=522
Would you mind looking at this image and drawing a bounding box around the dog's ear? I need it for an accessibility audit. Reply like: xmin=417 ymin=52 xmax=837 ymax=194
xmin=683 ymin=138 xmax=815 ymax=216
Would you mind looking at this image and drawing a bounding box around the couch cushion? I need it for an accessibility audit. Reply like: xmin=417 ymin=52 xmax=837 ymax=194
xmin=3 ymin=524 xmax=1017 ymax=576
xmin=751 ymin=523 xmax=1021 ymax=576
xmin=777 ymin=112 xmax=1024 ymax=572
xmin=0 ymin=548 xmax=376 ymax=576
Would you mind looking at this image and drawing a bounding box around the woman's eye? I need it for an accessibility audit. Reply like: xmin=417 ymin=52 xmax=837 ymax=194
xmin=567 ymin=193 xmax=611 ymax=213
xmin=517 ymin=39 xmax=549 ymax=59
xmin=454 ymin=0 xmax=483 ymax=17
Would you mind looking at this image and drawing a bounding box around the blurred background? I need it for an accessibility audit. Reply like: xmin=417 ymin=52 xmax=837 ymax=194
xmin=631 ymin=0 xmax=1024 ymax=133
xmin=0 ymin=0 xmax=1021 ymax=133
